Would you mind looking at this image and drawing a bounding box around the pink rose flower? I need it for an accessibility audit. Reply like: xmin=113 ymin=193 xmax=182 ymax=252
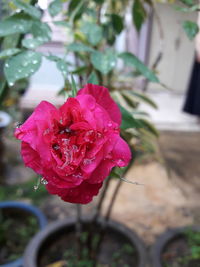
xmin=15 ymin=84 xmax=131 ymax=204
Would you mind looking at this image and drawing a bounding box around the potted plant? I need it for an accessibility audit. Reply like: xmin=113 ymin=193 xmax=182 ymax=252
xmin=151 ymin=225 xmax=200 ymax=267
xmin=0 ymin=201 xmax=47 ymax=267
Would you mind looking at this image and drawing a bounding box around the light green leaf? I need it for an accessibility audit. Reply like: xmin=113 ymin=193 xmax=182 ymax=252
xmin=183 ymin=21 xmax=199 ymax=40
xmin=0 ymin=14 xmax=32 ymax=37
xmin=87 ymin=71 xmax=99 ymax=84
xmin=138 ymin=118 xmax=159 ymax=137
xmin=53 ymin=21 xmax=70 ymax=27
xmin=22 ymin=38 xmax=44 ymax=49
xmin=71 ymin=75 xmax=77 ymax=97
xmin=175 ymin=5 xmax=199 ymax=12
xmin=119 ymin=104 xmax=143 ymax=130
xmin=81 ymin=22 xmax=103 ymax=46
xmin=4 ymin=51 xmax=42 ymax=86
xmin=68 ymin=43 xmax=94 ymax=52
xmin=31 ymin=21 xmax=52 ymax=42
xmin=48 ymin=0 xmax=62 ymax=17
xmin=119 ymin=52 xmax=159 ymax=83
xmin=56 ymin=59 xmax=68 ymax=78
xmin=126 ymin=91 xmax=158 ymax=109
xmin=91 ymin=50 xmax=117 ymax=75
xmin=132 ymin=0 xmax=146 ymax=32
xmin=13 ymin=0 xmax=42 ymax=19
xmin=0 ymin=48 xmax=21 ymax=59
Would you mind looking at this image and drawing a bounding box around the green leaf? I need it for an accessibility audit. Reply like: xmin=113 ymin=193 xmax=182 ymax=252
xmin=132 ymin=0 xmax=146 ymax=32
xmin=87 ymin=71 xmax=99 ymax=84
xmin=72 ymin=66 xmax=87 ymax=74
xmin=119 ymin=104 xmax=143 ymax=129
xmin=81 ymin=22 xmax=103 ymax=46
xmin=4 ymin=51 xmax=42 ymax=86
xmin=56 ymin=59 xmax=68 ymax=78
xmin=119 ymin=52 xmax=159 ymax=83
xmin=91 ymin=50 xmax=117 ymax=75
xmin=183 ymin=21 xmax=199 ymax=40
xmin=13 ymin=0 xmax=42 ymax=19
xmin=0 ymin=48 xmax=21 ymax=59
xmin=0 ymin=14 xmax=32 ymax=37
xmin=2 ymin=34 xmax=20 ymax=49
xmin=175 ymin=5 xmax=199 ymax=12
xmin=68 ymin=43 xmax=94 ymax=52
xmin=48 ymin=0 xmax=62 ymax=17
xmin=127 ymin=91 xmax=158 ymax=109
xmin=138 ymin=118 xmax=159 ymax=137
xmin=0 ymin=80 xmax=6 ymax=102
xmin=22 ymin=38 xmax=44 ymax=49
xmin=71 ymin=75 xmax=77 ymax=97
xmin=31 ymin=21 xmax=52 ymax=42
xmin=179 ymin=0 xmax=194 ymax=6
xmin=111 ymin=14 xmax=124 ymax=34
xmin=53 ymin=21 xmax=70 ymax=27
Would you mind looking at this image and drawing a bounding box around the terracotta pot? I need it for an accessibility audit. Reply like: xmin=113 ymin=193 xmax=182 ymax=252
xmin=24 ymin=217 xmax=147 ymax=267
xmin=0 ymin=201 xmax=47 ymax=267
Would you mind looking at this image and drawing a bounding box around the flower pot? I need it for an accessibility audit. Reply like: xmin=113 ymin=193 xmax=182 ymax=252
xmin=151 ymin=225 xmax=200 ymax=267
xmin=24 ymin=217 xmax=147 ymax=267
xmin=0 ymin=201 xmax=47 ymax=267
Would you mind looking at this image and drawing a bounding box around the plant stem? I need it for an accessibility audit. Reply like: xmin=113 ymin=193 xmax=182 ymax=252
xmin=93 ymin=176 xmax=111 ymax=223
xmin=92 ymin=178 xmax=123 ymax=267
xmin=76 ymin=204 xmax=82 ymax=260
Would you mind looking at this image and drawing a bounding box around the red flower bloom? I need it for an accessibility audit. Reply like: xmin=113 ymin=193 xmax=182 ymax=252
xmin=15 ymin=84 xmax=131 ymax=204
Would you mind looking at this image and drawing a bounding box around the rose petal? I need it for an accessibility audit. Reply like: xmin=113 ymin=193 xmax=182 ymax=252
xmin=21 ymin=142 xmax=43 ymax=175
xmin=78 ymin=84 xmax=121 ymax=125
xmin=87 ymin=160 xmax=115 ymax=184
xmin=111 ymin=137 xmax=131 ymax=167
xmin=46 ymin=180 xmax=103 ymax=204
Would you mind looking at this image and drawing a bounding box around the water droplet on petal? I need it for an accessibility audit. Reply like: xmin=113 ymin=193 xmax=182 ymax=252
xmin=41 ymin=177 xmax=48 ymax=185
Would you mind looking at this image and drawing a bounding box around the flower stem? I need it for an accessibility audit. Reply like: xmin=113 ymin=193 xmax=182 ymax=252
xmin=76 ymin=204 xmax=82 ymax=260
xmin=92 ymin=179 xmax=123 ymax=267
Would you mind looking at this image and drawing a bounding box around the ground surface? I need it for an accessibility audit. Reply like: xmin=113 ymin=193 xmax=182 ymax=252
xmin=1 ymin=130 xmax=200 ymax=247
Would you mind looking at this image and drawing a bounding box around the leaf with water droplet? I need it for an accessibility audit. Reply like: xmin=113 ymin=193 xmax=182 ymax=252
xmin=0 ymin=48 xmax=21 ymax=59
xmin=56 ymin=59 xmax=68 ymax=78
xmin=13 ymin=0 xmax=42 ymax=19
xmin=22 ymin=38 xmax=44 ymax=49
xmin=4 ymin=51 xmax=42 ymax=85
xmin=91 ymin=49 xmax=117 ymax=75
xmin=0 ymin=14 xmax=32 ymax=37
xmin=31 ymin=21 xmax=52 ymax=43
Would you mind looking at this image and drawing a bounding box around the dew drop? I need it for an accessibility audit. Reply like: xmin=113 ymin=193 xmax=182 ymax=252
xmin=5 ymin=63 xmax=9 ymax=68
xmin=9 ymin=82 xmax=14 ymax=86
xmin=34 ymin=185 xmax=39 ymax=191
xmin=107 ymin=122 xmax=112 ymax=127
xmin=33 ymin=60 xmax=38 ymax=64
xmin=41 ymin=177 xmax=48 ymax=185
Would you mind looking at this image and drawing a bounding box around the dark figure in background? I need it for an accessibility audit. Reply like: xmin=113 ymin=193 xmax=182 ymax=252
xmin=183 ymin=13 xmax=200 ymax=121
xmin=183 ymin=59 xmax=200 ymax=119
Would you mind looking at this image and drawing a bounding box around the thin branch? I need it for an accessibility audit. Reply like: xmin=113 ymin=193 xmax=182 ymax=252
xmin=75 ymin=204 xmax=82 ymax=260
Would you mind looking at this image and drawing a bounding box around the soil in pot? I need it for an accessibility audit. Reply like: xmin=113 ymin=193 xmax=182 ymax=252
xmin=161 ymin=229 xmax=200 ymax=267
xmin=38 ymin=222 xmax=139 ymax=267
xmin=0 ymin=208 xmax=39 ymax=265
